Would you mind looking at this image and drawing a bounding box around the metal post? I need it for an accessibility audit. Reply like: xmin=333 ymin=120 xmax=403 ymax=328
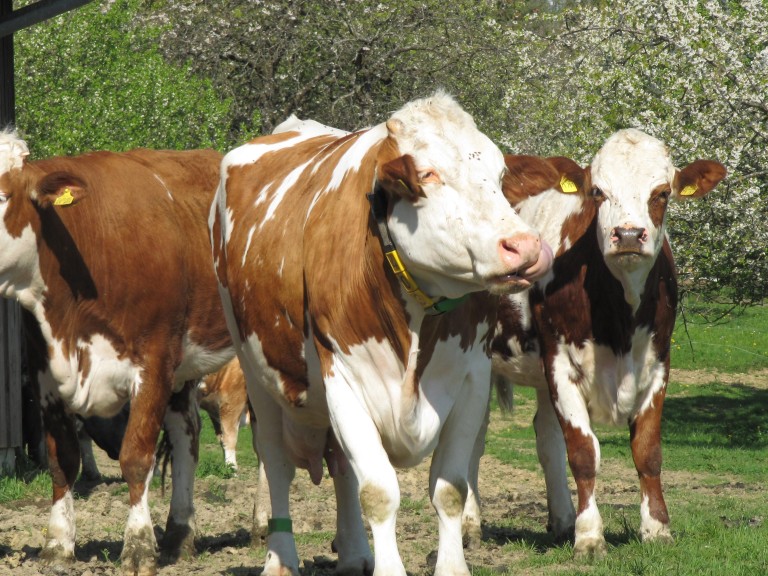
xmin=0 ymin=0 xmax=22 ymax=476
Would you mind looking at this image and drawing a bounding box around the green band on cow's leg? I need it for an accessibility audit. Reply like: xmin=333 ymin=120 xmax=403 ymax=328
xmin=267 ymin=518 xmax=293 ymax=534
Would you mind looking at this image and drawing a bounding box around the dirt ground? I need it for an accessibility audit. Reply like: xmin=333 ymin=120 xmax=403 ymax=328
xmin=1 ymin=368 xmax=765 ymax=576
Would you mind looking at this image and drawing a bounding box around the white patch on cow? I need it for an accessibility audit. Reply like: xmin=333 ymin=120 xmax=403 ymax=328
xmin=261 ymin=160 xmax=313 ymax=226
xmin=176 ymin=336 xmax=234 ymax=385
xmin=46 ymin=334 xmax=138 ymax=418
xmin=153 ymin=173 xmax=173 ymax=201
xmin=45 ymin=490 xmax=76 ymax=558
xmin=516 ymin=189 xmax=582 ymax=257
xmin=242 ymin=224 xmax=258 ymax=267
xmin=273 ymin=114 xmax=350 ymax=138
xmin=0 ymin=130 xmax=29 ymax=174
xmin=0 ymin=223 xmax=46 ymax=309
xmin=124 ymin=466 xmax=156 ymax=548
xmin=639 ymin=494 xmax=672 ymax=541
xmin=322 ymin=125 xmax=388 ymax=196
xmin=573 ymin=494 xmax=605 ymax=550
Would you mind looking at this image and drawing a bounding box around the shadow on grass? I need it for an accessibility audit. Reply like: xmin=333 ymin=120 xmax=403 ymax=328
xmin=663 ymin=382 xmax=768 ymax=448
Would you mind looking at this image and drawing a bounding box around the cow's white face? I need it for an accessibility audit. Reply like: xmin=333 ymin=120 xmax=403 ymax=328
xmin=589 ymin=129 xmax=676 ymax=280
xmin=382 ymin=96 xmax=553 ymax=299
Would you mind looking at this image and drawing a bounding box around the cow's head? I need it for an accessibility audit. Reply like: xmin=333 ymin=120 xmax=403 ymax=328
xmin=373 ymin=92 xmax=553 ymax=299
xmin=0 ymin=130 xmax=89 ymax=303
xmin=580 ymin=129 xmax=726 ymax=307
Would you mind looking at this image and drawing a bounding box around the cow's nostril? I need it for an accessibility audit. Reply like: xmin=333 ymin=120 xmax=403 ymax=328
xmin=612 ymin=226 xmax=647 ymax=245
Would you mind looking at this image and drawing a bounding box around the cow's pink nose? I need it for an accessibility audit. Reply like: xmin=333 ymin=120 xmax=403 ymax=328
xmin=498 ymin=233 xmax=543 ymax=274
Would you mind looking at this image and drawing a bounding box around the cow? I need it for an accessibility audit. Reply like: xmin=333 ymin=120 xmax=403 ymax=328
xmin=210 ymin=92 xmax=555 ymax=576
xmin=0 ymin=132 xmax=234 ymax=576
xmin=490 ymin=130 xmax=726 ymax=558
xmin=197 ymin=357 xmax=251 ymax=472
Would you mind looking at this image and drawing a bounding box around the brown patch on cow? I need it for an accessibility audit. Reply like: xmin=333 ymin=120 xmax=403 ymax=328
xmin=647 ymin=184 xmax=671 ymax=229
xmin=491 ymin=296 xmax=537 ymax=361
xmin=673 ymin=159 xmax=727 ymax=198
xmin=359 ymin=483 xmax=392 ymax=524
xmin=434 ymin=478 xmax=468 ymax=518
xmin=502 ymin=155 xmax=560 ymax=204
xmin=630 ymin=388 xmax=670 ymax=525
xmin=562 ymin=422 xmax=597 ymax=515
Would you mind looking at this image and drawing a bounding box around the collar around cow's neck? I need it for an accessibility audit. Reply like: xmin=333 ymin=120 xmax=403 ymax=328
xmin=367 ymin=184 xmax=468 ymax=316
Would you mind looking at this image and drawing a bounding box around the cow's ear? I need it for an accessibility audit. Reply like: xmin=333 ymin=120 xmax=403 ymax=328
xmin=502 ymin=155 xmax=559 ymax=204
xmin=673 ymin=160 xmax=727 ymax=199
xmin=377 ymin=153 xmax=424 ymax=202
xmin=547 ymin=156 xmax=587 ymax=196
xmin=35 ymin=172 xmax=88 ymax=209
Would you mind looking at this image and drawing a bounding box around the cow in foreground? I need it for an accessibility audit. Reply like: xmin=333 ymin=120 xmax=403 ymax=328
xmin=210 ymin=92 xmax=554 ymax=576
xmin=0 ymin=133 xmax=233 ymax=575
xmin=491 ymin=130 xmax=726 ymax=557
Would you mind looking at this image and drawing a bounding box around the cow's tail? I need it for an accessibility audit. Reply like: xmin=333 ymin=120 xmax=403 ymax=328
xmin=493 ymin=373 xmax=514 ymax=413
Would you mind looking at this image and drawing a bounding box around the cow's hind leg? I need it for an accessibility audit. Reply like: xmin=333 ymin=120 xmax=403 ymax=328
xmin=331 ymin=464 xmax=374 ymax=575
xmin=160 ymin=380 xmax=201 ymax=562
xmin=119 ymin=372 xmax=171 ymax=576
xmin=39 ymin=399 xmax=81 ymax=566
xmin=630 ymin=388 xmax=672 ymax=544
xmin=462 ymin=393 xmax=489 ymax=550
xmin=534 ymin=388 xmax=576 ymax=542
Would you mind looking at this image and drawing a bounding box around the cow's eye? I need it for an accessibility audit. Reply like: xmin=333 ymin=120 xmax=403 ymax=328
xmin=657 ymin=189 xmax=671 ymax=202
xmin=590 ymin=186 xmax=604 ymax=198
xmin=0 ymin=194 xmax=9 ymax=204
xmin=419 ymin=170 xmax=441 ymax=184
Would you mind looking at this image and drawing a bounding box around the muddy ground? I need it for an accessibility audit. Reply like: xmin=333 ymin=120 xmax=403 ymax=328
xmin=1 ymin=368 xmax=765 ymax=576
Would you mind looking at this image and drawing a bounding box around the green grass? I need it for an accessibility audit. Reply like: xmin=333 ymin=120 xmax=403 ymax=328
xmin=672 ymin=299 xmax=768 ymax=372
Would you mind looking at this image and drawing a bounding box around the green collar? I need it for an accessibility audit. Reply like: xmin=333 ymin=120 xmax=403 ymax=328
xmin=367 ymin=185 xmax=469 ymax=316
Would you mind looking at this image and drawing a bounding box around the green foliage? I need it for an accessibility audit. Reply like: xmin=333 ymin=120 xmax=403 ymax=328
xmin=14 ymin=0 xmax=242 ymax=158
xmin=0 ymin=457 xmax=50 ymax=503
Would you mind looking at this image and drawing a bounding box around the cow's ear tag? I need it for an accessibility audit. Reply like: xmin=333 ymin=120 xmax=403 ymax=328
xmin=559 ymin=176 xmax=578 ymax=193
xmin=680 ymin=184 xmax=697 ymax=196
xmin=54 ymin=187 xmax=75 ymax=206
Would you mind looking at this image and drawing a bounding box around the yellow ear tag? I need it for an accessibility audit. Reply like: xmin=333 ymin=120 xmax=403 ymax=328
xmin=559 ymin=175 xmax=578 ymax=193
xmin=54 ymin=188 xmax=74 ymax=206
xmin=680 ymin=184 xmax=697 ymax=196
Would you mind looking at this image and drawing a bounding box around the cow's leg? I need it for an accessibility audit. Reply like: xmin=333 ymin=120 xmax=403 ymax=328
xmin=428 ymin=378 xmax=488 ymax=576
xmin=326 ymin=381 xmax=405 ymax=576
xmin=218 ymin=391 xmax=242 ymax=472
xmin=331 ymin=465 xmax=374 ymax=575
xmin=462 ymin=393 xmax=489 ymax=550
xmin=252 ymin=459 xmax=271 ymax=545
xmin=77 ymin=423 xmax=101 ymax=481
xmin=551 ymin=382 xmax=605 ymax=559
xmin=251 ymin=389 xmax=300 ymax=576
xmin=119 ymin=376 xmax=171 ymax=576
xmin=630 ymin=388 xmax=672 ymax=544
xmin=39 ymin=400 xmax=81 ymax=565
xmin=160 ymin=380 xmax=200 ymax=562
xmin=533 ymin=387 xmax=575 ymax=541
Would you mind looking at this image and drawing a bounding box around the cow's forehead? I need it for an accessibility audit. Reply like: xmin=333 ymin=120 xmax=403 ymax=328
xmin=590 ymin=129 xmax=675 ymax=194
xmin=0 ymin=131 xmax=29 ymax=175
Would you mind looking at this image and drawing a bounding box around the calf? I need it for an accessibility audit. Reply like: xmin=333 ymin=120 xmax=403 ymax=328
xmin=0 ymin=133 xmax=233 ymax=575
xmin=197 ymin=357 xmax=250 ymax=472
xmin=491 ymin=131 xmax=726 ymax=557
xmin=211 ymin=92 xmax=554 ymax=576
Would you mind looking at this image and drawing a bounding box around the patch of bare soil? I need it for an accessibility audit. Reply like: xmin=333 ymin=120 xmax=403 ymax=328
xmin=0 ymin=368 xmax=762 ymax=576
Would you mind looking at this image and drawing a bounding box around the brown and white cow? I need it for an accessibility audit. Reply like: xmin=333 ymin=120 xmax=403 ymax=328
xmin=0 ymin=132 xmax=233 ymax=575
xmin=490 ymin=130 xmax=726 ymax=558
xmin=198 ymin=356 xmax=250 ymax=472
xmin=210 ymin=92 xmax=554 ymax=576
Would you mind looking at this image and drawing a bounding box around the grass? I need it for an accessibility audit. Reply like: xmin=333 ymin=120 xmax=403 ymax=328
xmin=672 ymin=297 xmax=768 ymax=372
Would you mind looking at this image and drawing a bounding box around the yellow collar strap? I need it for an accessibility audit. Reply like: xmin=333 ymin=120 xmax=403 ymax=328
xmin=368 ymin=185 xmax=468 ymax=316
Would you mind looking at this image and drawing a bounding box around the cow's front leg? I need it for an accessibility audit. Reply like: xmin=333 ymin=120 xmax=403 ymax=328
xmin=251 ymin=389 xmax=299 ymax=576
xmin=119 ymin=376 xmax=170 ymax=576
xmin=630 ymin=388 xmax=672 ymax=544
xmin=39 ymin=399 xmax=81 ymax=566
xmin=160 ymin=380 xmax=200 ymax=562
xmin=533 ymin=387 xmax=576 ymax=541
xmin=326 ymin=381 xmax=404 ymax=576
xmin=429 ymin=392 xmax=489 ymax=575
xmin=551 ymin=383 xmax=606 ymax=559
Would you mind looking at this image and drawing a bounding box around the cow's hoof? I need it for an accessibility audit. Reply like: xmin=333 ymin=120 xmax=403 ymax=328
xmin=39 ymin=543 xmax=75 ymax=566
xmin=462 ymin=523 xmax=483 ymax=549
xmin=547 ymin=520 xmax=575 ymax=544
xmin=121 ymin=525 xmax=158 ymax=576
xmin=641 ymin=526 xmax=673 ymax=544
xmin=573 ymin=537 xmax=607 ymax=560
xmin=160 ymin=520 xmax=197 ymax=562
xmin=263 ymin=550 xmax=300 ymax=576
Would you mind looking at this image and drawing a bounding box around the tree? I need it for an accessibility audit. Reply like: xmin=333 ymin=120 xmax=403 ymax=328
xmin=15 ymin=0 xmax=238 ymax=158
